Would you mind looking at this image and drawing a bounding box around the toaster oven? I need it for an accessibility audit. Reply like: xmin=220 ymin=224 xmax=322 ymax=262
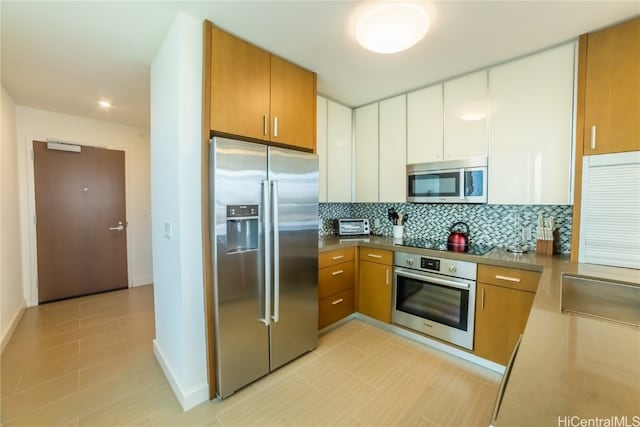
xmin=336 ymin=219 xmax=370 ymax=236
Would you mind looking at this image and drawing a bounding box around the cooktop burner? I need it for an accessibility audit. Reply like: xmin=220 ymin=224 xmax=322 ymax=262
xmin=397 ymin=238 xmax=494 ymax=256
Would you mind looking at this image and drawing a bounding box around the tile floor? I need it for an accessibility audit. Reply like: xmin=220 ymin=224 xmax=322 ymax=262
xmin=1 ymin=285 xmax=501 ymax=426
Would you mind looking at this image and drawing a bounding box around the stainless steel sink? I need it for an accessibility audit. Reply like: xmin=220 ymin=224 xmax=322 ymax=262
xmin=561 ymin=273 xmax=640 ymax=328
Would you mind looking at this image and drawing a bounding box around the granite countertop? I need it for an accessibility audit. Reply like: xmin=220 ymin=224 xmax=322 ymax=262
xmin=319 ymin=236 xmax=640 ymax=424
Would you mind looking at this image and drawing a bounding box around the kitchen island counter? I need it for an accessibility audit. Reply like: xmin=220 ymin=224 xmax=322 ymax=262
xmin=319 ymin=236 xmax=640 ymax=424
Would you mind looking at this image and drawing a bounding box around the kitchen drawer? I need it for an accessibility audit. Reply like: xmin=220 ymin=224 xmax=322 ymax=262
xmin=319 ymin=247 xmax=355 ymax=269
xmin=358 ymin=247 xmax=393 ymax=265
xmin=478 ymin=264 xmax=541 ymax=293
xmin=318 ymin=289 xmax=354 ymax=329
xmin=319 ymin=262 xmax=354 ymax=299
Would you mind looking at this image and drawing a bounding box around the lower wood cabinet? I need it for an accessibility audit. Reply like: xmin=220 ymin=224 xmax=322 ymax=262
xmin=358 ymin=248 xmax=393 ymax=323
xmin=318 ymin=247 xmax=355 ymax=329
xmin=474 ymin=265 xmax=541 ymax=365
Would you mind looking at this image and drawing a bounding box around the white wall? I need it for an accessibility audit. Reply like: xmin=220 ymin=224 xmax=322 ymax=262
xmin=150 ymin=12 xmax=207 ymax=411
xmin=15 ymin=106 xmax=152 ymax=305
xmin=1 ymin=86 xmax=26 ymax=349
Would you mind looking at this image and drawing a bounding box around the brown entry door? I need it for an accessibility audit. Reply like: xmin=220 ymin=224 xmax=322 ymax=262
xmin=34 ymin=141 xmax=128 ymax=303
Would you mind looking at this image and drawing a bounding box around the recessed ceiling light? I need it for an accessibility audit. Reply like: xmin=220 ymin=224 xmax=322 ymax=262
xmin=356 ymin=3 xmax=430 ymax=54
xmin=98 ymin=100 xmax=112 ymax=108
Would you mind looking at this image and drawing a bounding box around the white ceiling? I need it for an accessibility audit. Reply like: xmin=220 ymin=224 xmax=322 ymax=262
xmin=2 ymin=1 xmax=638 ymax=129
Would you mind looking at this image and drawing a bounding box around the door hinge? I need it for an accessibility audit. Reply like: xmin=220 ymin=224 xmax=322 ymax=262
xmin=34 ymin=215 xmax=37 ymax=225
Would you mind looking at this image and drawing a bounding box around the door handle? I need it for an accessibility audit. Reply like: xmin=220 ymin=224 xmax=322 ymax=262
xmin=271 ymin=180 xmax=280 ymax=323
xmin=109 ymin=221 xmax=124 ymax=231
xmin=261 ymin=180 xmax=271 ymax=326
xmin=495 ymin=275 xmax=521 ymax=283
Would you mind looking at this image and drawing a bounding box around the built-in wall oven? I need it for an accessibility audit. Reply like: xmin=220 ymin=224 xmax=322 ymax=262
xmin=392 ymin=251 xmax=476 ymax=350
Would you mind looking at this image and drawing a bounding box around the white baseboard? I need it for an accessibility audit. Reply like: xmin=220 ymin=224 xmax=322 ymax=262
xmin=131 ymin=276 xmax=153 ymax=287
xmin=353 ymin=313 xmax=506 ymax=374
xmin=1 ymin=299 xmax=27 ymax=353
xmin=152 ymin=339 xmax=209 ymax=411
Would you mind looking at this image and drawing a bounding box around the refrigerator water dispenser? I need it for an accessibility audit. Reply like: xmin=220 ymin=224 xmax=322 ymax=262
xmin=226 ymin=204 xmax=259 ymax=254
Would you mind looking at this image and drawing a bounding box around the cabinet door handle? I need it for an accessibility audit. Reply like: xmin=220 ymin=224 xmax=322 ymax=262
xmin=385 ymin=269 xmax=390 ymax=286
xmin=367 ymin=253 xmax=382 ymax=259
xmin=331 ymin=298 xmax=344 ymax=305
xmin=273 ymin=116 xmax=279 ymax=137
xmin=481 ymin=288 xmax=485 ymax=309
xmin=331 ymin=270 xmax=344 ymax=276
xmin=263 ymin=115 xmax=268 ymax=136
xmin=495 ymin=275 xmax=521 ymax=283
xmin=331 ymin=255 xmax=344 ymax=260
xmin=590 ymin=125 xmax=596 ymax=150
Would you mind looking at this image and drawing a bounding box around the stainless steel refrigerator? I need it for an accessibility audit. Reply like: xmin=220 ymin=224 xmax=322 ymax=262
xmin=210 ymin=137 xmax=318 ymax=398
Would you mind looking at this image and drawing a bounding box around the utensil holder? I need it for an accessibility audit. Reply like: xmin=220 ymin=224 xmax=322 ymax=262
xmin=393 ymin=225 xmax=404 ymax=239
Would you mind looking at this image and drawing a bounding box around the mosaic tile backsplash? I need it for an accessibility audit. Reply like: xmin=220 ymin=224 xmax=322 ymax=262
xmin=320 ymin=203 xmax=573 ymax=254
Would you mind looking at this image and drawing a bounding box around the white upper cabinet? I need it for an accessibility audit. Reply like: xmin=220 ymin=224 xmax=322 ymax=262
xmin=488 ymin=42 xmax=575 ymax=205
xmin=316 ymin=95 xmax=328 ymax=202
xmin=443 ymin=70 xmax=489 ymax=160
xmin=317 ymin=95 xmax=353 ymax=202
xmin=327 ymin=99 xmax=353 ymax=202
xmin=407 ymin=84 xmax=443 ymax=164
xmin=354 ymin=103 xmax=379 ymax=202
xmin=379 ymin=95 xmax=407 ymax=202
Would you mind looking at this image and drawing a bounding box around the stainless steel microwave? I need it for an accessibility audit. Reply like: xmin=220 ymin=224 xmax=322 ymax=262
xmin=407 ymin=157 xmax=488 ymax=203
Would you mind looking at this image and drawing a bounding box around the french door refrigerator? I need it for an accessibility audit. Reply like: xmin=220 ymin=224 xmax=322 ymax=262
xmin=210 ymin=137 xmax=318 ymax=398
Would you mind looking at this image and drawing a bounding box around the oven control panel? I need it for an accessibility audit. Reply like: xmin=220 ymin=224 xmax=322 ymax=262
xmin=394 ymin=251 xmax=477 ymax=281
xmin=420 ymin=258 xmax=440 ymax=271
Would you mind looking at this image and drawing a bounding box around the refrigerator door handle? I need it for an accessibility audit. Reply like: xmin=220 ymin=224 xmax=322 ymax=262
xmin=261 ymin=180 xmax=271 ymax=326
xmin=271 ymin=180 xmax=280 ymax=323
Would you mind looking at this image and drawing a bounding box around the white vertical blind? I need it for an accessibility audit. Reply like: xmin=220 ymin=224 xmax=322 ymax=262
xmin=580 ymin=152 xmax=640 ymax=268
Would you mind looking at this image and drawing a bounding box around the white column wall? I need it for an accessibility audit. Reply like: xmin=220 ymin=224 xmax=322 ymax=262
xmin=1 ymin=86 xmax=26 ymax=350
xmin=150 ymin=11 xmax=207 ymax=411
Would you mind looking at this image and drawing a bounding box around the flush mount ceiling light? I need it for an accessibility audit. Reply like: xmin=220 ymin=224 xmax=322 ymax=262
xmin=98 ymin=100 xmax=112 ymax=108
xmin=356 ymin=3 xmax=430 ymax=54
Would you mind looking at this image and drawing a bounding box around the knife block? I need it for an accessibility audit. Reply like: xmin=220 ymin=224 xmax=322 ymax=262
xmin=536 ymin=229 xmax=559 ymax=255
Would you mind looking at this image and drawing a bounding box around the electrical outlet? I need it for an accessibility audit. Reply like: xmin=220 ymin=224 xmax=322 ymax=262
xmin=522 ymin=226 xmax=532 ymax=241
xmin=374 ymin=218 xmax=381 ymax=228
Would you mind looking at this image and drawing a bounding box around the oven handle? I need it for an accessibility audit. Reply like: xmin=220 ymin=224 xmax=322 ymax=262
xmin=394 ymin=267 xmax=471 ymax=290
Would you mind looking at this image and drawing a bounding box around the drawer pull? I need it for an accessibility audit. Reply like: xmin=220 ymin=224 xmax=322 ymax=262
xmin=367 ymin=253 xmax=382 ymax=259
xmin=331 ymin=270 xmax=344 ymax=276
xmin=481 ymin=288 xmax=485 ymax=309
xmin=331 ymin=255 xmax=344 ymax=260
xmin=331 ymin=298 xmax=344 ymax=305
xmin=495 ymin=275 xmax=521 ymax=283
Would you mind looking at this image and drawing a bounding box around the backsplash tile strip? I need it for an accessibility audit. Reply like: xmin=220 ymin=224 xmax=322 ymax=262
xmin=320 ymin=203 xmax=573 ymax=254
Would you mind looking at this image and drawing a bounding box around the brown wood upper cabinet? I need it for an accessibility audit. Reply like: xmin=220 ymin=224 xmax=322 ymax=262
xmin=209 ymin=23 xmax=317 ymax=152
xmin=582 ymin=17 xmax=640 ymax=155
